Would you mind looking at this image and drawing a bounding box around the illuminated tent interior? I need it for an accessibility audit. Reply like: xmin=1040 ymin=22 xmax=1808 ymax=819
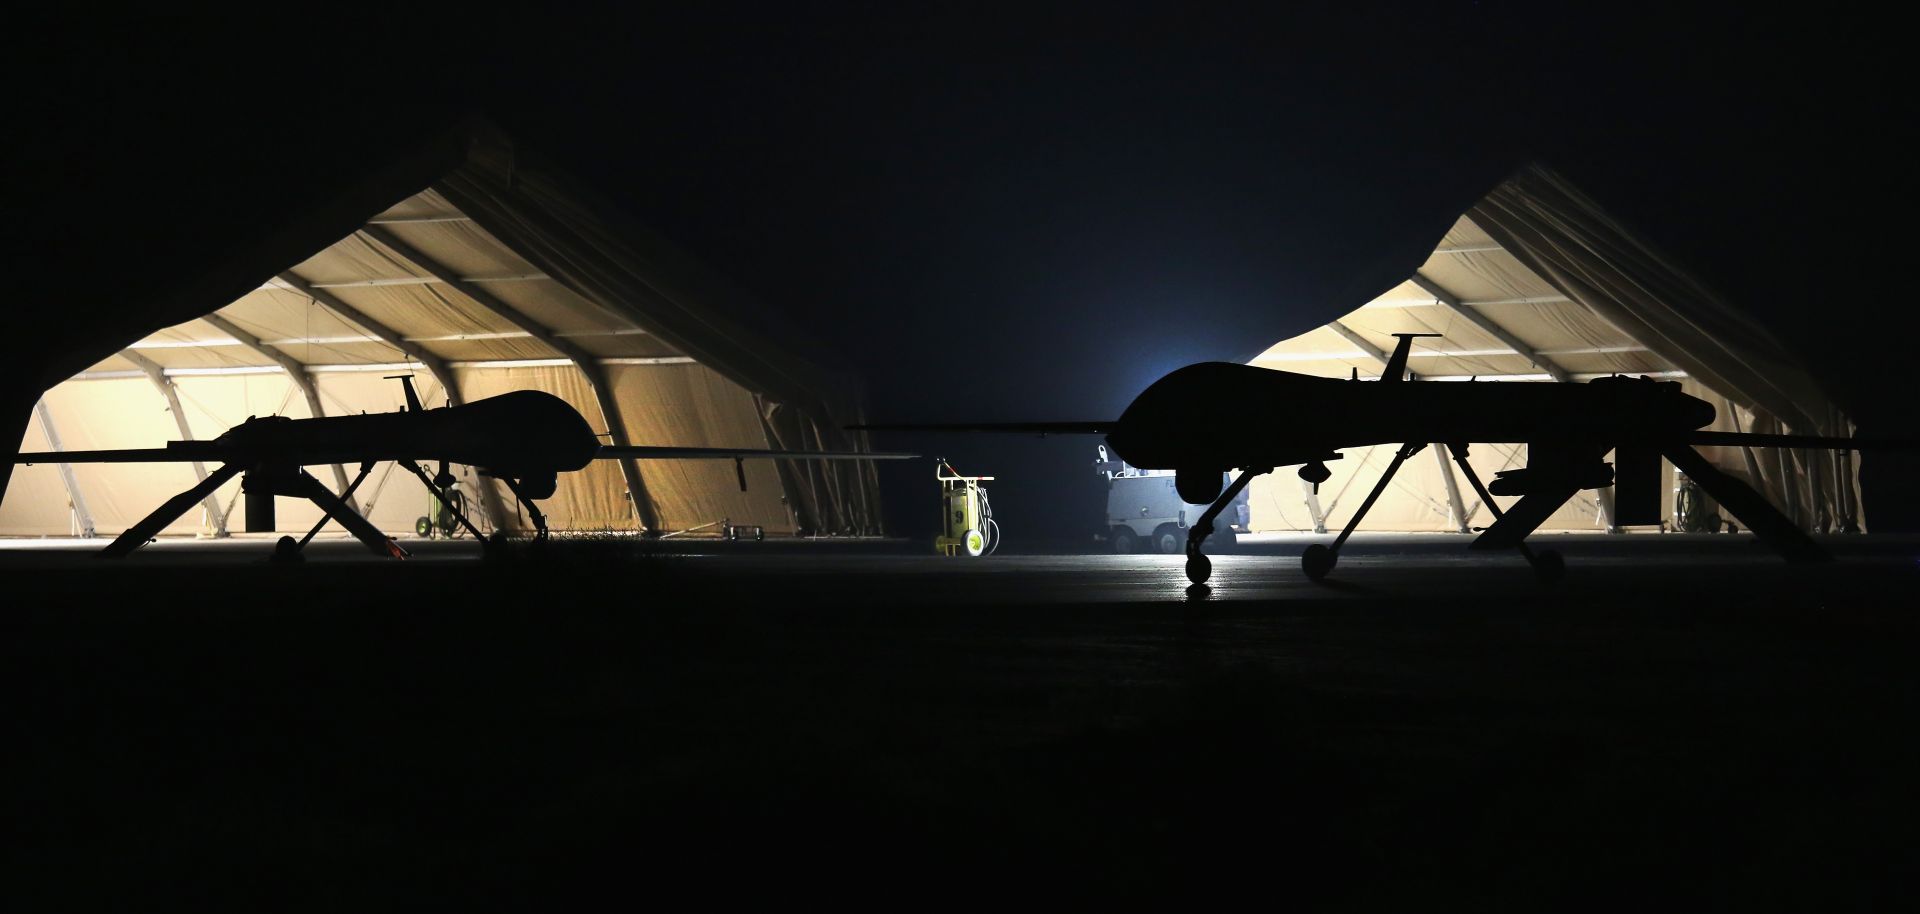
xmin=2 ymin=126 xmax=881 ymax=541
xmin=1244 ymin=164 xmax=1859 ymax=535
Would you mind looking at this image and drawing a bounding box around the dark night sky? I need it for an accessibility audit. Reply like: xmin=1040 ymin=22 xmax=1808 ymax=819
xmin=14 ymin=6 xmax=1917 ymax=537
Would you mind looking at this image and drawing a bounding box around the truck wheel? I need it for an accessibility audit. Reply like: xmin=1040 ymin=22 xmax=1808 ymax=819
xmin=1111 ymin=526 xmax=1139 ymax=554
xmin=1152 ymin=524 xmax=1183 ymax=555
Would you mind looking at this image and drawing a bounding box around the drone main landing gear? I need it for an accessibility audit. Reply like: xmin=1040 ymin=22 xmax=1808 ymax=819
xmin=101 ymin=462 xmax=406 ymax=560
xmin=1299 ymin=443 xmax=1427 ymax=581
xmin=291 ymin=461 xmax=382 ymax=559
xmin=276 ymin=468 xmax=405 ymax=559
xmin=1447 ymin=443 xmax=1565 ymax=581
xmin=498 ymin=476 xmax=552 ymax=542
xmin=1183 ymin=467 xmax=1269 ymax=584
xmin=100 ymin=463 xmax=245 ymax=558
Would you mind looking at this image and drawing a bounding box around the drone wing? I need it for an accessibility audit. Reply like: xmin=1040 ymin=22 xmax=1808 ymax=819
xmin=1683 ymin=431 xmax=1920 ymax=450
xmin=849 ymin=422 xmax=1114 ymax=435
xmin=595 ymin=445 xmax=917 ymax=492
xmin=10 ymin=443 xmax=223 ymax=463
xmin=595 ymin=446 xmax=917 ymax=460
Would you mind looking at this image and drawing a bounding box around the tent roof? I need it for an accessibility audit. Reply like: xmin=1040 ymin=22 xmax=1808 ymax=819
xmin=56 ymin=120 xmax=867 ymax=426
xmin=1251 ymin=164 xmax=1845 ymax=435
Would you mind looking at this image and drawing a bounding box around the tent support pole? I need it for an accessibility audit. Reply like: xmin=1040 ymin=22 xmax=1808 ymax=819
xmin=119 ymin=349 xmax=228 ymax=537
xmin=272 ymin=270 xmax=510 ymax=533
xmin=1410 ymin=272 xmax=1571 ymax=383
xmin=32 ymin=400 xmax=96 ymax=538
xmin=358 ymin=225 xmax=661 ymax=534
xmin=1300 ymin=477 xmax=1328 ymax=535
xmin=198 ymin=313 xmax=359 ymax=515
xmin=1433 ymin=443 xmax=1470 ymax=533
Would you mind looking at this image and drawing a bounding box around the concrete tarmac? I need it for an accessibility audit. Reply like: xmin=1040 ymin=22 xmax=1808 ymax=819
xmin=3 ymin=533 xmax=1918 ymax=907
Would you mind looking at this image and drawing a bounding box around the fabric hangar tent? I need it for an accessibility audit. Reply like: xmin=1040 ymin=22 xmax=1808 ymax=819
xmin=1242 ymin=164 xmax=1858 ymax=536
xmin=2 ymin=121 xmax=882 ymax=541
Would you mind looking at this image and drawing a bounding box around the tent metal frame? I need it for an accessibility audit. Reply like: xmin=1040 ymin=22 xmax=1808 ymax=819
xmin=31 ymin=400 xmax=96 ymax=538
xmin=117 ymin=348 xmax=229 ymax=537
xmin=357 ymin=224 xmax=661 ymax=534
xmin=196 ymin=313 xmax=360 ymax=515
xmin=1409 ymin=271 xmax=1572 ymax=382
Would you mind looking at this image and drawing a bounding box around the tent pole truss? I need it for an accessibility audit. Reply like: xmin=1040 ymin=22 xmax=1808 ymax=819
xmin=273 ymin=270 xmax=510 ymax=532
xmin=198 ymin=313 xmax=360 ymax=514
xmin=118 ymin=349 xmax=228 ymax=537
xmin=357 ymin=224 xmax=661 ymax=534
xmin=1409 ymin=272 xmax=1572 ymax=383
xmin=32 ymin=399 xmax=96 ymax=538
xmin=273 ymin=271 xmax=464 ymax=405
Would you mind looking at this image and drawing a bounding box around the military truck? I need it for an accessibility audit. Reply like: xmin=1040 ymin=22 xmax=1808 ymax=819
xmin=1093 ymin=445 xmax=1248 ymax=554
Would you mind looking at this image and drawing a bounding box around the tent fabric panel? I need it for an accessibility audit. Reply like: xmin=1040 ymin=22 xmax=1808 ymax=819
xmin=453 ymin=365 xmax=633 ymax=532
xmin=83 ymin=354 xmax=141 ymax=373
xmin=308 ymin=281 xmax=531 ymax=343
xmin=287 ymin=232 xmax=431 ymax=287
xmin=563 ymin=332 xmax=686 ymax=360
xmin=1544 ymin=350 xmax=1670 ymax=377
xmin=464 ymin=276 xmax=653 ymax=338
xmin=434 ymin=134 xmax=863 ymax=428
xmin=0 ymin=405 xmax=80 ymax=534
xmin=1414 ymin=253 xmax=1560 ymax=304
xmin=216 ymin=289 xmax=381 ymax=346
xmin=372 ymin=187 xmax=463 ymax=222
xmin=436 ymin=132 xmax=882 ymax=534
xmin=371 ymin=219 xmax=543 ymax=281
xmin=131 ymin=347 xmax=278 ymax=371
xmin=390 ymin=337 xmax=568 ymax=363
xmin=6 ymin=380 xmax=216 ymax=535
xmin=603 ymin=362 xmax=793 ymax=534
xmin=1467 ymin=165 xmax=1832 ymax=434
xmin=133 ymin=324 xmax=245 ymax=347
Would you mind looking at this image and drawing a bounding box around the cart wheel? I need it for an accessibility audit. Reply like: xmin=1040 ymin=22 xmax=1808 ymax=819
xmin=1185 ymin=553 xmax=1212 ymax=584
xmin=963 ymin=527 xmax=987 ymax=557
xmin=1301 ymin=544 xmax=1335 ymax=581
xmin=445 ymin=491 xmax=467 ymax=537
xmin=1111 ymin=526 xmax=1139 ymax=554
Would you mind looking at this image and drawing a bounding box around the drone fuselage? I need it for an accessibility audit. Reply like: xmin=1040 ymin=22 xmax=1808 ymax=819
xmin=210 ymin=390 xmax=601 ymax=478
xmin=1103 ymin=362 xmax=1716 ymax=472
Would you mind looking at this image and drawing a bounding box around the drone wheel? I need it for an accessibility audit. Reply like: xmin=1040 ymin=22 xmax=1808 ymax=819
xmin=1301 ymin=544 xmax=1335 ymax=581
xmin=1185 ymin=553 xmax=1212 ymax=584
xmin=271 ymin=535 xmax=304 ymax=563
xmin=1533 ymin=549 xmax=1566 ymax=581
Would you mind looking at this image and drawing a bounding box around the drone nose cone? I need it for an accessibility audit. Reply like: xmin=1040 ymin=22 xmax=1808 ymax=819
xmin=1682 ymin=394 xmax=1716 ymax=429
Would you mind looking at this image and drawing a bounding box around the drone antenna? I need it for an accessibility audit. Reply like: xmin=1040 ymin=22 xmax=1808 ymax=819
xmin=383 ymin=375 xmax=423 ymax=412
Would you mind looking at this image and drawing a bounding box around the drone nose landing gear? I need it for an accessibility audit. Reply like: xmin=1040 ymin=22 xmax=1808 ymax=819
xmin=1183 ymin=467 xmax=1269 ymax=584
